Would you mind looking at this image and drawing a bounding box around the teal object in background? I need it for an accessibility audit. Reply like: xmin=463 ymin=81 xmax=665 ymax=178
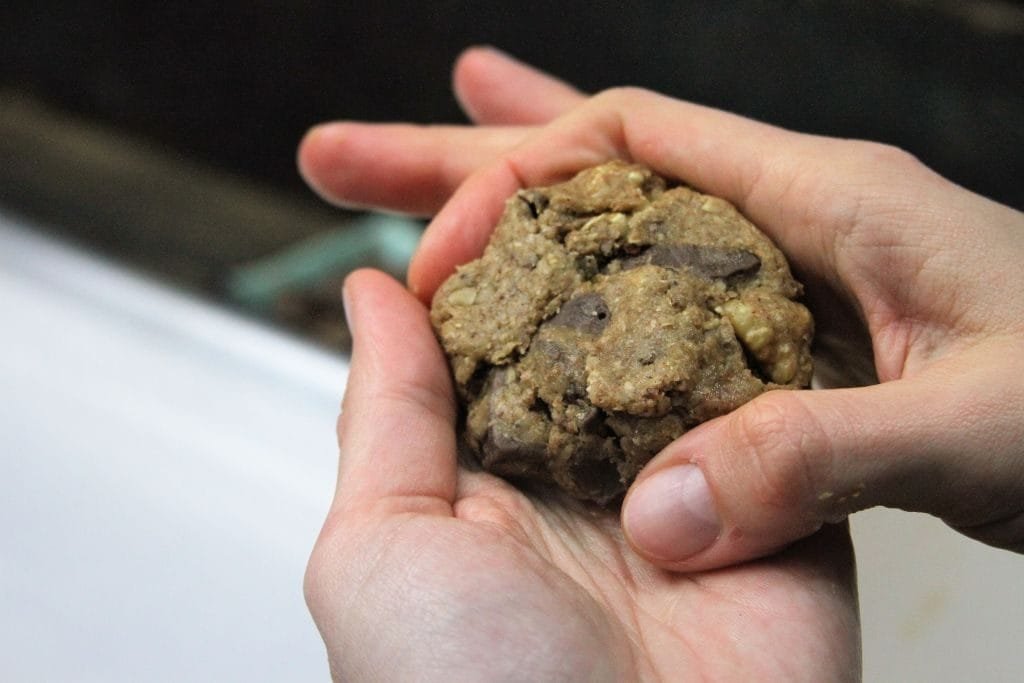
xmin=227 ymin=212 xmax=422 ymax=313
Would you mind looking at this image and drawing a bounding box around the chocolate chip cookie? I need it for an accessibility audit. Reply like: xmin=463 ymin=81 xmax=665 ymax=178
xmin=431 ymin=161 xmax=813 ymax=505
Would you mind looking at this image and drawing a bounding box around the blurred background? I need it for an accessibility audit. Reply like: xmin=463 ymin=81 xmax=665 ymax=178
xmin=1 ymin=1 xmax=1022 ymax=681
xmin=1 ymin=0 xmax=1021 ymax=352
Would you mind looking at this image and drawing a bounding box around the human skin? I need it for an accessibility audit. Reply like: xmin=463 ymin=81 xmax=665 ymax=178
xmin=300 ymin=46 xmax=1023 ymax=679
xmin=300 ymin=48 xmax=862 ymax=682
xmin=304 ymin=268 xmax=859 ymax=681
xmin=302 ymin=47 xmax=1024 ymax=569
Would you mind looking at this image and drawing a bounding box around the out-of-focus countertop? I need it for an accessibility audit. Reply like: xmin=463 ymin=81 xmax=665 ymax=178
xmin=1 ymin=215 xmax=1021 ymax=681
xmin=1 ymin=215 xmax=342 ymax=681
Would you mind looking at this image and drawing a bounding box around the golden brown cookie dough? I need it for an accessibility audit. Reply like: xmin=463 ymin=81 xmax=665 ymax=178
xmin=431 ymin=161 xmax=813 ymax=505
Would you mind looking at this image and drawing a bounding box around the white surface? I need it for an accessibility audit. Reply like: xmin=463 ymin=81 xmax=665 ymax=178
xmin=1 ymin=215 xmax=1021 ymax=681
xmin=1 ymin=216 xmax=343 ymax=681
xmin=852 ymin=509 xmax=1024 ymax=682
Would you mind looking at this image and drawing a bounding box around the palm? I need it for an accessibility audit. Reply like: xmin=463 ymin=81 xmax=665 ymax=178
xmin=315 ymin=466 xmax=858 ymax=682
xmin=301 ymin=50 xmax=859 ymax=680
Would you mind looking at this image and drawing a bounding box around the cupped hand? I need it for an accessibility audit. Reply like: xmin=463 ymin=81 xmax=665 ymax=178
xmin=304 ymin=269 xmax=859 ymax=681
xmin=300 ymin=47 xmax=1024 ymax=573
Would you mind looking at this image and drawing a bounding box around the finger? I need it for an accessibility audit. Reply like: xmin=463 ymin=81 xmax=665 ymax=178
xmin=297 ymin=49 xmax=583 ymax=216
xmin=406 ymin=87 xmax=797 ymax=300
xmin=621 ymin=343 xmax=1024 ymax=571
xmin=297 ymin=122 xmax=531 ymax=216
xmin=453 ymin=46 xmax=586 ymax=125
xmin=407 ymin=92 xmax=639 ymax=299
xmin=332 ymin=269 xmax=458 ymax=515
xmin=407 ymin=86 xmax=939 ymax=302
xmin=407 ymin=138 xmax=619 ymax=300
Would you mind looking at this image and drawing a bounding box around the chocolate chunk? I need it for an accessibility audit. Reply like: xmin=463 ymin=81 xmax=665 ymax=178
xmin=547 ymin=293 xmax=610 ymax=334
xmin=579 ymin=406 xmax=605 ymax=434
xmin=623 ymin=244 xmax=761 ymax=279
xmin=481 ymin=428 xmax=548 ymax=478
xmin=518 ymin=190 xmax=549 ymax=218
xmin=564 ymin=454 xmax=622 ymax=503
xmin=524 ymin=337 xmax=590 ymax=407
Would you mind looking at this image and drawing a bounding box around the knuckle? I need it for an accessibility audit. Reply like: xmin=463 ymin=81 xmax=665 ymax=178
xmin=591 ymin=85 xmax=657 ymax=107
xmin=350 ymin=371 xmax=456 ymax=434
xmin=583 ymin=86 xmax=670 ymax=161
xmin=849 ymin=139 xmax=925 ymax=174
xmin=727 ymin=391 xmax=832 ymax=511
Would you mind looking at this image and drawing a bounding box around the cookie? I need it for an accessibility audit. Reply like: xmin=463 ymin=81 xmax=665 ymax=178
xmin=430 ymin=161 xmax=813 ymax=505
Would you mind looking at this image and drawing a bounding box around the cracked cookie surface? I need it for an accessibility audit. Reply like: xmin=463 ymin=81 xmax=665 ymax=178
xmin=431 ymin=161 xmax=813 ymax=505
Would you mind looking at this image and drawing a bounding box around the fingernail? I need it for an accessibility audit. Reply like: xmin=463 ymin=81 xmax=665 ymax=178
xmin=624 ymin=465 xmax=720 ymax=562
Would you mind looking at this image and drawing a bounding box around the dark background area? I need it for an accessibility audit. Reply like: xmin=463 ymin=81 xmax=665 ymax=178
xmin=3 ymin=0 xmax=1021 ymax=205
xmin=1 ymin=0 xmax=1021 ymax=349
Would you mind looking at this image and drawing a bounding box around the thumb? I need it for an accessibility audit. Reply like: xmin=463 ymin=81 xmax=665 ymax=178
xmin=621 ymin=365 xmax=1024 ymax=571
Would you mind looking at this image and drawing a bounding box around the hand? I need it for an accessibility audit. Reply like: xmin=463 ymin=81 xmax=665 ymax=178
xmin=304 ymin=268 xmax=859 ymax=681
xmin=300 ymin=47 xmax=1024 ymax=573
